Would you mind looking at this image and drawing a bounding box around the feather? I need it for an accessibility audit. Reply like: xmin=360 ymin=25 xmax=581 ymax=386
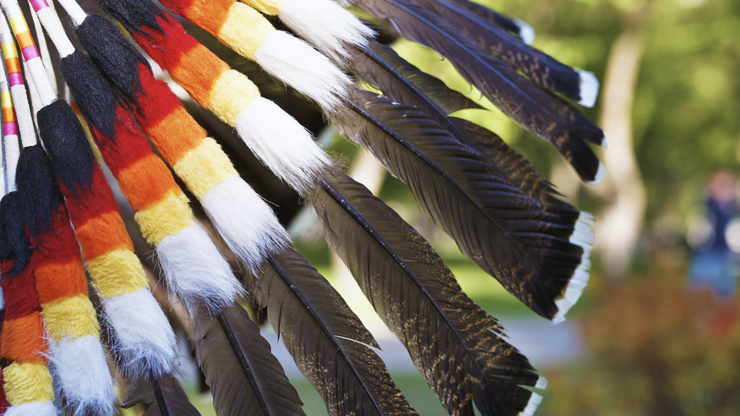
xmin=191 ymin=304 xmax=306 ymax=416
xmin=423 ymin=0 xmax=535 ymax=45
xmin=312 ymin=169 xmax=544 ymax=416
xmin=351 ymin=0 xmax=605 ymax=182
xmin=257 ymin=248 xmax=419 ymax=416
xmin=334 ymin=91 xmax=591 ymax=320
xmin=409 ymin=0 xmax=598 ymax=106
xmin=353 ymin=40 xmax=558 ymax=199
xmin=122 ymin=374 xmax=201 ymax=416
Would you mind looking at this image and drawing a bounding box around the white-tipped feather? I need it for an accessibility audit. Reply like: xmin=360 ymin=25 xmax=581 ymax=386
xmin=518 ymin=392 xmax=542 ymax=416
xmin=4 ymin=401 xmax=57 ymax=416
xmin=201 ymin=175 xmax=290 ymax=272
xmin=254 ymin=30 xmax=352 ymax=111
xmin=157 ymin=224 xmax=244 ymax=310
xmin=552 ymin=211 xmax=594 ymax=324
xmin=279 ymin=0 xmax=375 ymax=62
xmin=576 ymin=68 xmax=599 ymax=108
xmin=514 ymin=19 xmax=535 ymax=45
xmin=48 ymin=336 xmax=116 ymax=416
xmin=586 ymin=162 xmax=607 ymax=186
xmin=601 ymin=134 xmax=609 ymax=148
xmin=235 ymin=97 xmax=331 ymax=194
xmin=535 ymin=376 xmax=548 ymax=390
xmin=101 ymin=289 xmax=176 ymax=376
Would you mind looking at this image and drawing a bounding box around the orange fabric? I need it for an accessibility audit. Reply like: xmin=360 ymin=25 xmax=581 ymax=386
xmin=0 ymin=313 xmax=48 ymax=363
xmin=182 ymin=0 xmax=232 ymax=34
xmin=2 ymin=107 xmax=16 ymax=122
xmin=145 ymin=106 xmax=205 ymax=165
xmin=170 ymin=45 xmax=229 ymax=105
xmin=116 ymin=154 xmax=180 ymax=211
xmin=75 ymin=211 xmax=134 ymax=260
xmin=6 ymin=57 xmax=21 ymax=74
xmin=14 ymin=32 xmax=34 ymax=51
xmin=35 ymin=260 xmax=89 ymax=305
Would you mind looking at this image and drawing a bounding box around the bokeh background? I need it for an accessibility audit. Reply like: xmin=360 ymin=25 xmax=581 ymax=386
xmin=104 ymin=0 xmax=740 ymax=413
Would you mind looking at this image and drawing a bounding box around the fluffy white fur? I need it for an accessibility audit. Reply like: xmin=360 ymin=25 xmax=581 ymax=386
xmin=514 ymin=19 xmax=535 ymax=46
xmin=552 ymin=211 xmax=595 ymax=324
xmin=255 ymin=30 xmax=352 ymax=112
xmin=102 ymin=289 xmax=176 ymax=376
xmin=201 ymin=175 xmax=290 ymax=272
xmin=576 ymin=68 xmax=600 ymax=108
xmin=4 ymin=401 xmax=57 ymax=416
xmin=34 ymin=8 xmax=75 ymax=58
xmin=157 ymin=224 xmax=244 ymax=311
xmin=236 ymin=97 xmax=330 ymax=194
xmin=4 ymin=133 xmax=19 ymax=191
xmin=519 ymin=392 xmax=542 ymax=416
xmin=48 ymin=335 xmax=116 ymax=416
xmin=279 ymin=0 xmax=375 ymax=63
xmin=586 ymin=162 xmax=607 ymax=186
xmin=9 ymin=85 xmax=36 ymax=149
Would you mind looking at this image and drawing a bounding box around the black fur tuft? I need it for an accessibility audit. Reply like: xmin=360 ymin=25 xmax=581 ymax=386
xmin=37 ymin=100 xmax=95 ymax=197
xmin=0 ymin=192 xmax=32 ymax=275
xmin=16 ymin=145 xmax=63 ymax=241
xmin=77 ymin=14 xmax=150 ymax=103
xmin=91 ymin=0 xmax=167 ymax=35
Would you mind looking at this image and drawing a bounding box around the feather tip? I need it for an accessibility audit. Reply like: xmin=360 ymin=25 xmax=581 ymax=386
xmin=576 ymin=68 xmax=599 ymax=108
xmin=586 ymin=162 xmax=607 ymax=185
xmin=552 ymin=211 xmax=594 ymax=324
xmin=514 ymin=19 xmax=535 ymax=45
xmin=519 ymin=392 xmax=542 ymax=416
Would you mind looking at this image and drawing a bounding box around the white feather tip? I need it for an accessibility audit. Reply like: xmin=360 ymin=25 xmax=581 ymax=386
xmin=576 ymin=69 xmax=599 ymax=108
xmin=519 ymin=392 xmax=543 ymax=416
xmin=552 ymin=211 xmax=594 ymax=324
xmin=586 ymin=162 xmax=607 ymax=186
xmin=157 ymin=224 xmax=245 ymax=311
xmin=514 ymin=19 xmax=535 ymax=45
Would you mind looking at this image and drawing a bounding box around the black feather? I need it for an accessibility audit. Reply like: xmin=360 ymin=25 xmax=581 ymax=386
xmin=122 ymin=374 xmax=201 ymax=416
xmin=15 ymin=145 xmax=63 ymax=241
xmin=334 ymin=91 xmax=587 ymax=319
xmin=90 ymin=0 xmax=167 ymax=35
xmin=257 ymin=248 xmax=419 ymax=416
xmin=353 ymin=0 xmax=603 ymax=181
xmin=76 ymin=14 xmax=150 ymax=103
xmin=429 ymin=0 xmax=530 ymax=41
xmin=410 ymin=0 xmax=587 ymax=103
xmin=312 ymin=170 xmax=542 ymax=416
xmin=0 ymin=192 xmax=31 ymax=273
xmin=353 ymin=40 xmax=560 ymax=200
xmin=191 ymin=304 xmax=306 ymax=416
xmin=37 ymin=100 xmax=95 ymax=197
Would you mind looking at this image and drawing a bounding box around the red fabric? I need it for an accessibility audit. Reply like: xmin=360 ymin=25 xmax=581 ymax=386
xmin=131 ymin=15 xmax=198 ymax=72
xmin=31 ymin=206 xmax=82 ymax=268
xmin=1 ymin=260 xmax=40 ymax=320
xmin=61 ymin=165 xmax=120 ymax=226
xmin=92 ymin=105 xmax=153 ymax=175
xmin=134 ymin=64 xmax=181 ymax=128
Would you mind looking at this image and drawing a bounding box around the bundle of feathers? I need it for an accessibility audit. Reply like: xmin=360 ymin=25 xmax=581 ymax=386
xmin=0 ymin=0 xmax=605 ymax=414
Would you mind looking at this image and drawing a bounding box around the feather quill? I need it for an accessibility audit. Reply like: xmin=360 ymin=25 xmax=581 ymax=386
xmin=191 ymin=304 xmax=306 ymax=416
xmin=122 ymin=374 xmax=201 ymax=416
xmin=312 ymin=169 xmax=544 ymax=416
xmin=352 ymin=0 xmax=605 ymax=182
xmin=257 ymin=248 xmax=418 ymax=416
xmin=334 ymin=91 xmax=591 ymax=320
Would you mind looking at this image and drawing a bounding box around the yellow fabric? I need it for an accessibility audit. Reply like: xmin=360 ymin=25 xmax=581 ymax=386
xmin=173 ymin=137 xmax=238 ymax=199
xmin=218 ymin=2 xmax=276 ymax=61
xmin=134 ymin=190 xmax=193 ymax=246
xmin=87 ymin=249 xmax=148 ymax=299
xmin=241 ymin=0 xmax=283 ymax=15
xmin=207 ymin=69 xmax=259 ymax=126
xmin=3 ymin=362 xmax=54 ymax=405
xmin=41 ymin=295 xmax=101 ymax=342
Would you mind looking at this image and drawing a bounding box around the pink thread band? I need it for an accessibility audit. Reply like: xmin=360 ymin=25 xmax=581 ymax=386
xmin=21 ymin=45 xmax=39 ymax=61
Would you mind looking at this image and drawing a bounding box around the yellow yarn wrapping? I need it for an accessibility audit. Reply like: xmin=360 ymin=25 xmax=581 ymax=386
xmin=218 ymin=2 xmax=275 ymax=61
xmin=41 ymin=295 xmax=101 ymax=343
xmin=3 ymin=362 xmax=54 ymax=405
xmin=87 ymin=249 xmax=149 ymax=299
xmin=207 ymin=69 xmax=260 ymax=125
xmin=134 ymin=191 xmax=193 ymax=246
xmin=241 ymin=0 xmax=284 ymax=15
xmin=173 ymin=137 xmax=238 ymax=199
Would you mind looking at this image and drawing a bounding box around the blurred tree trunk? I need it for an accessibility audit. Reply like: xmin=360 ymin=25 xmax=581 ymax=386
xmin=591 ymin=26 xmax=647 ymax=279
